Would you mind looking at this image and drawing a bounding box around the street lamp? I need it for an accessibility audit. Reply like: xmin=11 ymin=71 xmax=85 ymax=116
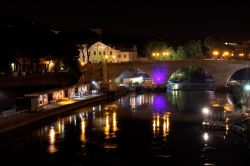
xmin=202 ymin=107 xmax=210 ymax=122
xmin=222 ymin=51 xmax=229 ymax=59
xmin=212 ymin=50 xmax=219 ymax=59
xmin=163 ymin=51 xmax=170 ymax=61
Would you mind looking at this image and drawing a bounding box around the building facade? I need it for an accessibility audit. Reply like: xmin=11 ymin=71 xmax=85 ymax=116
xmin=76 ymin=44 xmax=88 ymax=65
xmin=87 ymin=42 xmax=137 ymax=63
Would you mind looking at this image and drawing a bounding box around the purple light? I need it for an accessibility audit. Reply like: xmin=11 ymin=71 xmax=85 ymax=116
xmin=151 ymin=67 xmax=169 ymax=84
xmin=153 ymin=95 xmax=167 ymax=112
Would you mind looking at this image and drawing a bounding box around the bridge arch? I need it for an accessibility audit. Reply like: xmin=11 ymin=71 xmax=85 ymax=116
xmin=105 ymin=60 xmax=250 ymax=87
xmin=227 ymin=67 xmax=250 ymax=85
xmin=168 ymin=66 xmax=214 ymax=83
xmin=114 ymin=68 xmax=153 ymax=87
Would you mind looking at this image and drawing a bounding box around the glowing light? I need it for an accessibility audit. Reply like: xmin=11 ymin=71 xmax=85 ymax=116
xmin=49 ymin=61 xmax=54 ymax=66
xmin=153 ymin=119 xmax=156 ymax=135
xmin=80 ymin=62 xmax=84 ymax=66
xmin=203 ymin=132 xmax=209 ymax=142
xmin=223 ymin=51 xmax=229 ymax=57
xmin=151 ymin=67 xmax=168 ymax=84
xmin=57 ymin=121 xmax=61 ymax=134
xmin=113 ymin=112 xmax=118 ymax=133
xmin=239 ymin=53 xmax=244 ymax=57
xmin=152 ymin=53 xmax=156 ymax=56
xmin=153 ymin=95 xmax=167 ymax=113
xmin=48 ymin=127 xmax=57 ymax=154
xmin=156 ymin=115 xmax=160 ymax=127
xmin=104 ymin=113 xmax=110 ymax=139
xmin=223 ymin=103 xmax=233 ymax=112
xmin=163 ymin=113 xmax=170 ymax=137
xmin=202 ymin=107 xmax=210 ymax=115
xmin=163 ymin=51 xmax=170 ymax=56
xmin=81 ymin=118 xmax=86 ymax=142
xmin=105 ymin=55 xmax=108 ymax=59
xmin=57 ymin=99 xmax=76 ymax=105
xmin=212 ymin=103 xmax=221 ymax=107
xmin=244 ymin=84 xmax=250 ymax=91
xmin=212 ymin=50 xmax=219 ymax=56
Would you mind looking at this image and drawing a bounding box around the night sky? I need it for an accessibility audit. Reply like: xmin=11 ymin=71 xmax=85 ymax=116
xmin=0 ymin=0 xmax=250 ymax=40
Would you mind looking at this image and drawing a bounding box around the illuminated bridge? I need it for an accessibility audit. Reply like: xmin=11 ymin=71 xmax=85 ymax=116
xmin=85 ymin=60 xmax=250 ymax=87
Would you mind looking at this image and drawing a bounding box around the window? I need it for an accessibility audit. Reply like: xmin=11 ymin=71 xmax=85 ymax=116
xmin=94 ymin=51 xmax=96 ymax=55
xmin=119 ymin=54 xmax=121 ymax=58
xmin=99 ymin=51 xmax=101 ymax=55
xmin=110 ymin=51 xmax=112 ymax=55
xmin=103 ymin=51 xmax=105 ymax=55
xmin=124 ymin=54 xmax=126 ymax=58
xmin=88 ymin=51 xmax=90 ymax=55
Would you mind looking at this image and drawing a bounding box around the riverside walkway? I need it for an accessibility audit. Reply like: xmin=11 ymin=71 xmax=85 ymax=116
xmin=0 ymin=93 xmax=107 ymax=135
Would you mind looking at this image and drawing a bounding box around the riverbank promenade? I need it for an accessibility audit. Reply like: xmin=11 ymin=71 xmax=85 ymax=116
xmin=0 ymin=93 xmax=112 ymax=135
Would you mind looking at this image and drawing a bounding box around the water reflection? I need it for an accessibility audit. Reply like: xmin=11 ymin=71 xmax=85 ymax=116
xmin=153 ymin=95 xmax=167 ymax=113
xmin=152 ymin=112 xmax=171 ymax=140
xmin=104 ymin=111 xmax=118 ymax=139
xmin=2 ymin=92 xmax=247 ymax=166
xmin=119 ymin=93 xmax=154 ymax=110
xmin=104 ymin=112 xmax=110 ymax=139
xmin=48 ymin=127 xmax=57 ymax=154
xmin=80 ymin=116 xmax=86 ymax=142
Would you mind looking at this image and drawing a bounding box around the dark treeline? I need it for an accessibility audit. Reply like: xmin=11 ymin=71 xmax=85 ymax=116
xmin=0 ymin=16 xmax=83 ymax=82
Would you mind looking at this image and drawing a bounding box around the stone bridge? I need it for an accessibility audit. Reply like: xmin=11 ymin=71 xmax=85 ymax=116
xmin=84 ymin=60 xmax=250 ymax=87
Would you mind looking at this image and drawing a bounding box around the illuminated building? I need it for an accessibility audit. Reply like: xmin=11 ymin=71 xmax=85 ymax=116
xmin=88 ymin=42 xmax=137 ymax=63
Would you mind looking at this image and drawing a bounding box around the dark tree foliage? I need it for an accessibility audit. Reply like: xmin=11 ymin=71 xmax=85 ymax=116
xmin=0 ymin=18 xmax=80 ymax=81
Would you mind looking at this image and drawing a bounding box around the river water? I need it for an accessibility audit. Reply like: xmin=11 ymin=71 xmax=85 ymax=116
xmin=0 ymin=91 xmax=249 ymax=166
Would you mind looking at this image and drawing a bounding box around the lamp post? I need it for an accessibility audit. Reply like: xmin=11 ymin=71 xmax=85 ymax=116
xmin=202 ymin=107 xmax=210 ymax=123
xmin=163 ymin=51 xmax=170 ymax=61
xmin=212 ymin=50 xmax=219 ymax=59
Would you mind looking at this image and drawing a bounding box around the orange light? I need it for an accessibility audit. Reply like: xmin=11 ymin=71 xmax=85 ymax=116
xmin=212 ymin=50 xmax=219 ymax=56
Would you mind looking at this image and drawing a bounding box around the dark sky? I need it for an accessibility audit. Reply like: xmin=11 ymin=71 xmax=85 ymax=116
xmin=0 ymin=0 xmax=250 ymax=40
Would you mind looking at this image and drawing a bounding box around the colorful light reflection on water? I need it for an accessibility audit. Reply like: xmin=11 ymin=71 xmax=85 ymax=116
xmin=153 ymin=95 xmax=167 ymax=113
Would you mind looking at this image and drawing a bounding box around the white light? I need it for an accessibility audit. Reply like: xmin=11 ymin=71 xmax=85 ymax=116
xmin=173 ymin=84 xmax=179 ymax=90
xmin=203 ymin=132 xmax=209 ymax=141
xmin=244 ymin=84 xmax=250 ymax=91
xmin=202 ymin=107 xmax=210 ymax=115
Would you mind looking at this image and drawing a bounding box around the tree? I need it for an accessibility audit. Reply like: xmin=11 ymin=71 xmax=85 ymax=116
xmin=203 ymin=36 xmax=218 ymax=56
xmin=184 ymin=40 xmax=204 ymax=58
xmin=174 ymin=46 xmax=187 ymax=60
xmin=145 ymin=40 xmax=168 ymax=58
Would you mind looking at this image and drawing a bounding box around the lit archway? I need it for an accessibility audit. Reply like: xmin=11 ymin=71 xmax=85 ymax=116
xmin=115 ymin=68 xmax=154 ymax=88
xmin=167 ymin=66 xmax=214 ymax=90
xmin=227 ymin=68 xmax=250 ymax=86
